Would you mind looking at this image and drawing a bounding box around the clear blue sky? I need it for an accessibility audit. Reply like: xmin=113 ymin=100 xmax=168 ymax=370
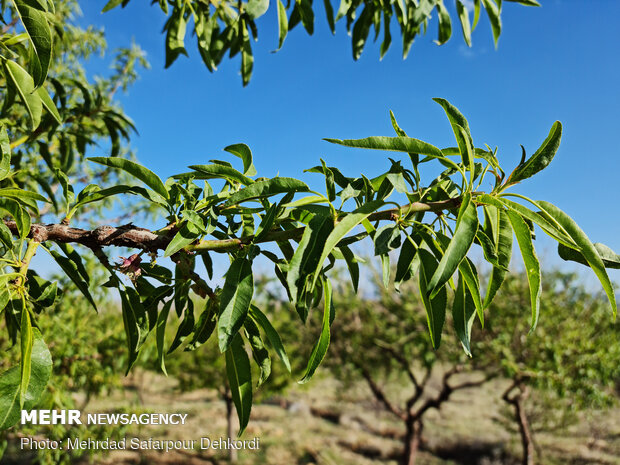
xmin=74 ymin=1 xmax=619 ymax=283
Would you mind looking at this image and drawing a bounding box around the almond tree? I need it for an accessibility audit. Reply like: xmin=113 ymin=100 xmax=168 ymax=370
xmin=0 ymin=0 xmax=618 ymax=446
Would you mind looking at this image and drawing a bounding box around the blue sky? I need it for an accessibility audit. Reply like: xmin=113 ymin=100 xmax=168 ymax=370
xmin=74 ymin=1 xmax=620 ymax=284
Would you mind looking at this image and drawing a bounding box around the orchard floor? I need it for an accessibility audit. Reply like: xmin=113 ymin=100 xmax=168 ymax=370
xmin=5 ymin=370 xmax=620 ymax=465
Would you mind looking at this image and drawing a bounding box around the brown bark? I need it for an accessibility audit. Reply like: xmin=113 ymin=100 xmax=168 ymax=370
xmin=503 ymin=381 xmax=535 ymax=465
xmin=402 ymin=417 xmax=423 ymax=465
xmin=224 ymin=394 xmax=238 ymax=463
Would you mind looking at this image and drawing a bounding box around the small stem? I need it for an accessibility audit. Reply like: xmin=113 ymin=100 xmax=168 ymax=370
xmin=17 ymin=241 xmax=39 ymax=287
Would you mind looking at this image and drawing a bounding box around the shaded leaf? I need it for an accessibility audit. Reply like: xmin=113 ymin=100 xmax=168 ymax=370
xmin=218 ymin=258 xmax=254 ymax=351
xmin=225 ymin=334 xmax=252 ymax=435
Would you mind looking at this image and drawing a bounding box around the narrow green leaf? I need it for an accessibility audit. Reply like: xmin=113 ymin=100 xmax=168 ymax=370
xmin=339 ymin=244 xmax=360 ymax=293
xmin=506 ymin=210 xmax=541 ymax=330
xmin=483 ymin=207 xmax=513 ymax=308
xmin=102 ymin=0 xmax=123 ymax=12
xmin=249 ymin=305 xmax=291 ymax=372
xmin=427 ymin=195 xmax=479 ymax=298
xmin=12 ymin=0 xmax=53 ymax=87
xmin=156 ymin=299 xmax=172 ymax=376
xmin=394 ymin=235 xmax=419 ymax=291
xmin=558 ymin=242 xmax=620 ymax=270
xmin=435 ymin=1 xmax=452 ymax=45
xmin=325 ymin=136 xmax=443 ymax=158
xmin=0 ymin=329 xmax=52 ymax=430
xmin=88 ymin=157 xmax=169 ymax=200
xmin=36 ymin=86 xmax=61 ymax=123
xmin=481 ymin=0 xmax=501 ymax=47
xmin=218 ymin=258 xmax=254 ymax=352
xmin=4 ymin=59 xmax=42 ymax=129
xmin=223 ymin=177 xmax=310 ymax=207
xmin=19 ymin=308 xmax=33 ymax=407
xmin=275 ymin=0 xmax=288 ymax=50
xmin=120 ymin=287 xmax=149 ymax=373
xmin=0 ymin=125 xmax=10 ymax=181
xmin=433 ymin=98 xmax=474 ymax=167
xmin=224 ymin=143 xmax=257 ymax=176
xmin=458 ymin=257 xmax=484 ymax=324
xmin=225 ymin=334 xmax=252 ymax=435
xmin=300 ymin=277 xmax=333 ymax=383
xmin=537 ymin=201 xmax=617 ymax=318
xmin=186 ymin=163 xmax=254 ymax=185
xmin=324 ymin=0 xmax=335 ymax=34
xmin=418 ymin=248 xmax=447 ymax=349
xmin=165 ymin=4 xmax=188 ymax=68
xmin=452 ymin=272 xmax=476 ymax=356
xmin=186 ymin=299 xmax=217 ymax=351
xmin=244 ymin=317 xmax=271 ymax=386
xmin=373 ymin=224 xmax=401 ymax=256
xmin=163 ymin=222 xmax=200 ymax=257
xmin=456 ymin=0 xmax=472 ymax=46
xmin=310 ymin=200 xmax=384 ymax=290
xmin=0 ymin=198 xmax=31 ymax=239
xmin=49 ymin=250 xmax=96 ymax=311
xmin=507 ymin=122 xmax=562 ymax=185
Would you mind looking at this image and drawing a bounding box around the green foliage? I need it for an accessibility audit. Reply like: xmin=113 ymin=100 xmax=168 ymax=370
xmin=102 ymin=0 xmax=539 ymax=85
xmin=0 ymin=0 xmax=616 ymax=442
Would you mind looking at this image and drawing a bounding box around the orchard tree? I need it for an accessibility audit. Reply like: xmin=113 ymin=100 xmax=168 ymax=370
xmin=328 ymin=270 xmax=620 ymax=465
xmin=103 ymin=0 xmax=542 ymax=85
xmin=0 ymin=0 xmax=619 ymax=449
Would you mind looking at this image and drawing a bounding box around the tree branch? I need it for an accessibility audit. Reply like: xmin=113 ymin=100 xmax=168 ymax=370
xmin=4 ymin=197 xmax=462 ymax=252
xmin=358 ymin=366 xmax=406 ymax=421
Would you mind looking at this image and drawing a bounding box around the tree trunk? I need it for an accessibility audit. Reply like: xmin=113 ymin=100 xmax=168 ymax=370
xmin=504 ymin=382 xmax=535 ymax=465
xmin=224 ymin=394 xmax=238 ymax=463
xmin=401 ymin=417 xmax=423 ymax=465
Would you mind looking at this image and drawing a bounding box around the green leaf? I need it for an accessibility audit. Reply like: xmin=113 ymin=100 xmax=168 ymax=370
xmin=394 ymin=235 xmax=419 ymax=291
xmin=286 ymin=213 xmax=334 ymax=310
xmin=310 ymin=200 xmax=384 ymax=291
xmin=246 ymin=0 xmax=269 ymax=19
xmin=300 ymin=277 xmax=333 ymax=383
xmin=483 ymin=206 xmax=513 ymax=308
xmin=4 ymin=59 xmax=42 ymax=129
xmin=458 ymin=257 xmax=484 ymax=324
xmin=0 ymin=125 xmax=10 ymax=181
xmin=163 ymin=222 xmax=200 ymax=257
xmin=49 ymin=249 xmax=96 ymax=311
xmin=218 ymin=258 xmax=254 ymax=352
xmin=19 ymin=307 xmax=33 ymax=407
xmin=324 ymin=0 xmax=335 ymax=34
xmin=373 ymin=223 xmax=401 ymax=256
xmin=36 ymin=86 xmax=61 ymax=123
xmin=120 ymin=287 xmax=149 ymax=373
xmin=165 ymin=3 xmax=188 ymax=68
xmin=352 ymin=5 xmax=372 ymax=60
xmin=456 ymin=0 xmax=472 ymax=46
xmin=507 ymin=121 xmax=562 ymax=185
xmin=254 ymin=203 xmax=279 ymax=242
xmin=224 ymin=143 xmax=257 ymax=176
xmin=88 ymin=157 xmax=169 ymax=200
xmin=506 ymin=210 xmax=541 ymax=330
xmin=339 ymin=244 xmax=360 ymax=293
xmin=156 ymin=299 xmax=172 ymax=376
xmin=325 ymin=136 xmax=443 ymax=158
xmin=0 ymin=188 xmax=47 ymax=203
xmin=249 ymin=305 xmax=291 ymax=372
xmin=12 ymin=0 xmax=53 ymax=87
xmin=0 ymin=198 xmax=31 ymax=238
xmin=102 ymin=0 xmax=123 ymax=12
xmin=481 ymin=0 xmax=501 ymax=48
xmin=225 ymin=334 xmax=252 ymax=435
xmin=186 ymin=299 xmax=217 ymax=351
xmin=240 ymin=19 xmax=253 ymax=86
xmin=186 ymin=163 xmax=254 ymax=185
xmin=558 ymin=242 xmax=620 ymax=270
xmin=418 ymin=248 xmax=447 ymax=349
xmin=244 ymin=317 xmax=271 ymax=386
xmin=537 ymin=201 xmax=617 ymax=318
xmin=433 ymin=98 xmax=474 ymax=167
xmin=452 ymin=272 xmax=476 ymax=355
xmin=275 ymin=0 xmax=288 ymax=51
xmin=168 ymin=300 xmax=195 ymax=353
xmin=0 ymin=329 xmax=52 ymax=430
xmin=223 ymin=177 xmax=311 ymax=207
xmin=435 ymin=1 xmax=452 ymax=45
xmin=427 ymin=195 xmax=479 ymax=298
